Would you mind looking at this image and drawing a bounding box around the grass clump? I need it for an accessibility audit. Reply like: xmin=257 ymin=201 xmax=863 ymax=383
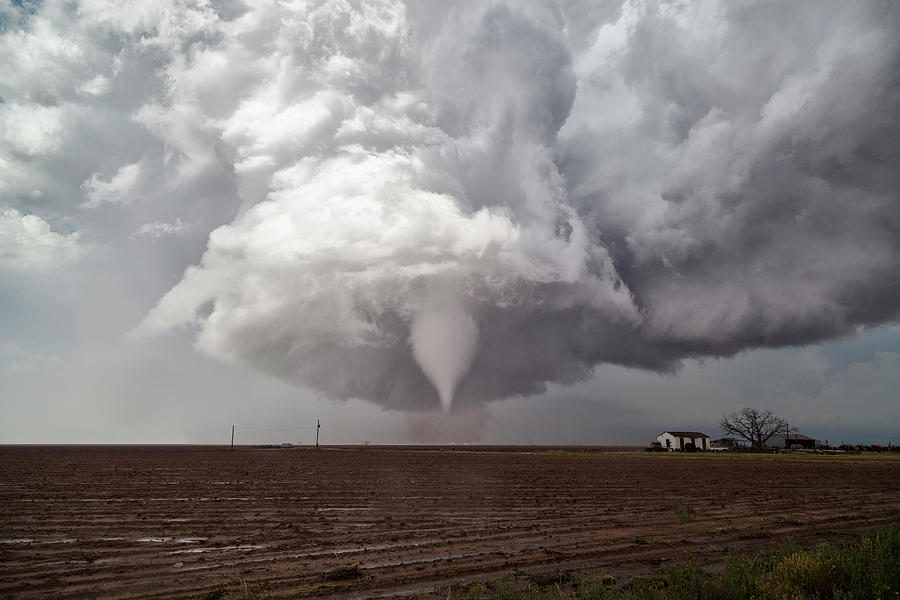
xmin=529 ymin=571 xmax=571 ymax=587
xmin=613 ymin=527 xmax=900 ymax=599
xmin=444 ymin=580 xmax=514 ymax=600
xmin=324 ymin=563 xmax=363 ymax=581
xmin=749 ymin=526 xmax=900 ymax=600
xmin=676 ymin=504 xmax=695 ymax=523
xmin=440 ymin=526 xmax=900 ymax=599
xmin=204 ymin=579 xmax=266 ymax=600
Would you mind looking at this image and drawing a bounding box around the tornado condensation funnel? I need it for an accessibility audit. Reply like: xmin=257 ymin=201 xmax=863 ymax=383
xmin=409 ymin=300 xmax=479 ymax=413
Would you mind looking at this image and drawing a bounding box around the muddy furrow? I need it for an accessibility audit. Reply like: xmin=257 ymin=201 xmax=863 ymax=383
xmin=1 ymin=447 xmax=898 ymax=599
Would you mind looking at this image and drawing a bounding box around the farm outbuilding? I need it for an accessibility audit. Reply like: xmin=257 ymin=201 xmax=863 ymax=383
xmin=711 ymin=437 xmax=740 ymax=450
xmin=657 ymin=431 xmax=710 ymax=451
xmin=767 ymin=434 xmax=819 ymax=450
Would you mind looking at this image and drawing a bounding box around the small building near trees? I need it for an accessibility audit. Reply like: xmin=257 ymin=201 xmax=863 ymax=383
xmin=712 ymin=436 xmax=742 ymax=448
xmin=657 ymin=431 xmax=710 ymax=451
xmin=766 ymin=433 xmax=819 ymax=450
xmin=710 ymin=437 xmax=740 ymax=450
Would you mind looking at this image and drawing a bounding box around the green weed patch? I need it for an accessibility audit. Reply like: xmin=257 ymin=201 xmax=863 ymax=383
xmin=436 ymin=526 xmax=900 ymax=599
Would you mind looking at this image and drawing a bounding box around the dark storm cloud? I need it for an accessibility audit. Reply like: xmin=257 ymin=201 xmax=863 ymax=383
xmin=3 ymin=0 xmax=898 ymax=413
xmin=561 ymin=0 xmax=900 ymax=361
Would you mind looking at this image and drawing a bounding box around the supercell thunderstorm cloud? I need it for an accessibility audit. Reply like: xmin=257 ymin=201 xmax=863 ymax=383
xmin=4 ymin=0 xmax=900 ymax=413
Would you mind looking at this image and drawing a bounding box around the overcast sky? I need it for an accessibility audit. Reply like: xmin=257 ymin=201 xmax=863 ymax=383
xmin=1 ymin=0 xmax=898 ymax=445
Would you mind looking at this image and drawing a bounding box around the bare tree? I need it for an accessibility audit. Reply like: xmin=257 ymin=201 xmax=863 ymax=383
xmin=720 ymin=408 xmax=787 ymax=450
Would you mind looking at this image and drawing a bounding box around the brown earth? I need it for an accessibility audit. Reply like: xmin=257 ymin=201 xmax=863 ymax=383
xmin=1 ymin=446 xmax=898 ymax=599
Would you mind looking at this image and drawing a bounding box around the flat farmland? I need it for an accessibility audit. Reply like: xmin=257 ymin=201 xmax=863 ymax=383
xmin=1 ymin=446 xmax=899 ymax=599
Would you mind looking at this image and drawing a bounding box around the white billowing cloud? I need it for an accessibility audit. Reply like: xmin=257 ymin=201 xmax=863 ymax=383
xmin=0 ymin=209 xmax=83 ymax=271
xmin=3 ymin=0 xmax=898 ymax=416
xmin=131 ymin=0 xmax=899 ymax=411
xmin=77 ymin=75 xmax=110 ymax=97
xmin=81 ymin=162 xmax=142 ymax=207
xmin=131 ymin=218 xmax=190 ymax=239
xmin=0 ymin=103 xmax=65 ymax=156
xmin=0 ymin=10 xmax=88 ymax=102
xmin=131 ymin=1 xmax=640 ymax=411
xmin=0 ymin=0 xmax=227 ymax=218
xmin=75 ymin=0 xmax=218 ymax=45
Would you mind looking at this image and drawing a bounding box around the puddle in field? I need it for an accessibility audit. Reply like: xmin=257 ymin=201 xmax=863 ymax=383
xmin=171 ymin=541 xmax=516 ymax=575
xmin=359 ymin=541 xmax=551 ymax=570
xmin=0 ymin=538 xmax=79 ymax=545
xmin=29 ymin=495 xmax=386 ymax=504
xmin=77 ymin=498 xmax=121 ymax=502
xmin=165 ymin=518 xmax=192 ymax=522
xmin=361 ymin=549 xmax=487 ymax=569
xmin=135 ymin=537 xmax=207 ymax=543
xmin=38 ymin=557 xmax=121 ymax=567
xmin=164 ymin=544 xmax=265 ymax=555
xmin=172 ymin=536 xmax=482 ymax=574
xmin=395 ymin=496 xmax=445 ymax=500
xmin=317 ymin=507 xmax=373 ymax=512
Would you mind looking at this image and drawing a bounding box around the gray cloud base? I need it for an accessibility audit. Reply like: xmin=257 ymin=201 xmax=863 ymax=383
xmin=562 ymin=1 xmax=900 ymax=359
xmin=4 ymin=0 xmax=899 ymax=412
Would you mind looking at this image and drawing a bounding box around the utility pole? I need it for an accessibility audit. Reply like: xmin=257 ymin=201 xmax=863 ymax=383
xmin=231 ymin=425 xmax=234 ymax=449
xmin=783 ymin=422 xmax=796 ymax=450
xmin=316 ymin=419 xmax=320 ymax=449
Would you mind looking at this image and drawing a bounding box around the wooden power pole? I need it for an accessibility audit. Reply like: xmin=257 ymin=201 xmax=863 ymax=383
xmin=316 ymin=419 xmax=320 ymax=449
xmin=231 ymin=425 xmax=234 ymax=449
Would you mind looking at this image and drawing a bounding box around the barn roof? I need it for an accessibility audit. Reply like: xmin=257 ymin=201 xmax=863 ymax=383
xmin=658 ymin=431 xmax=710 ymax=438
xmin=774 ymin=433 xmax=817 ymax=441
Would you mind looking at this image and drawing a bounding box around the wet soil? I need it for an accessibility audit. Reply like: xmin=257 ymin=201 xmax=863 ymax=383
xmin=1 ymin=446 xmax=898 ymax=599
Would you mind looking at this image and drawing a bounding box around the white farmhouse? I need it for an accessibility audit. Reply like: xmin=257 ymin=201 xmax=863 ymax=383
xmin=656 ymin=431 xmax=711 ymax=451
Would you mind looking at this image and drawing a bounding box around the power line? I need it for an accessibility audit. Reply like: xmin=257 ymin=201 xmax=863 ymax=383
xmin=230 ymin=422 xmax=321 ymax=448
xmin=234 ymin=425 xmax=318 ymax=431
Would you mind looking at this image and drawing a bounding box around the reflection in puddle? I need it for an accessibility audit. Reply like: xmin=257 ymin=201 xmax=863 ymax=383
xmin=135 ymin=537 xmax=207 ymax=543
xmin=165 ymin=544 xmax=265 ymax=555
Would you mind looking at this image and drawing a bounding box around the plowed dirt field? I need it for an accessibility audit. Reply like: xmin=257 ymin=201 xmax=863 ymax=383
xmin=1 ymin=446 xmax=898 ymax=599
